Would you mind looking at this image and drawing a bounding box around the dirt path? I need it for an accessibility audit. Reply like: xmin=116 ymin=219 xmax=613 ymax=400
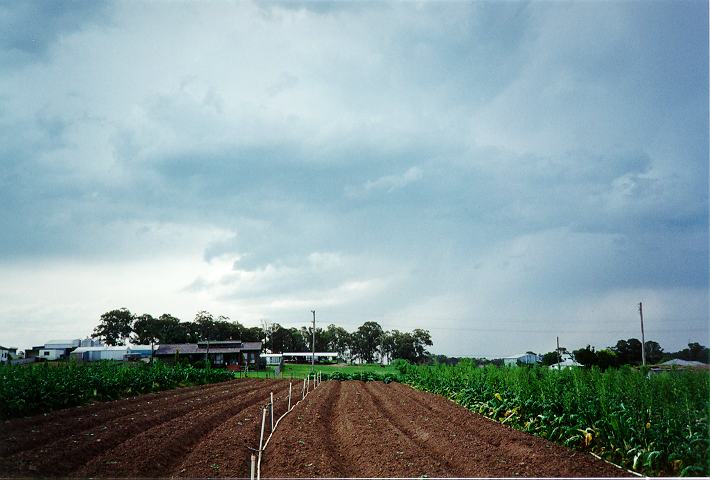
xmin=0 ymin=379 xmax=284 ymax=478
xmin=261 ymin=380 xmax=632 ymax=478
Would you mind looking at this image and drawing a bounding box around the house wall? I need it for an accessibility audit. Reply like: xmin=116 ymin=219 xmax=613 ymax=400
xmin=39 ymin=349 xmax=63 ymax=361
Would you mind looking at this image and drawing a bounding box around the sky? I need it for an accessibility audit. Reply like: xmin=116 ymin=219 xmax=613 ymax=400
xmin=0 ymin=0 xmax=707 ymax=357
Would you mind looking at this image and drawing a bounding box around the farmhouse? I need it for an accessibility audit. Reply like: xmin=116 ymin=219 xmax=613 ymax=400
xmin=502 ymin=352 xmax=541 ymax=366
xmin=1 ymin=345 xmax=17 ymax=362
xmin=154 ymin=340 xmax=262 ymax=368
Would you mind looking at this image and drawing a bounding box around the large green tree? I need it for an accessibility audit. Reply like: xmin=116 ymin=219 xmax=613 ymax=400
xmin=92 ymin=308 xmax=134 ymax=346
xmin=325 ymin=324 xmax=351 ymax=360
xmin=381 ymin=329 xmax=432 ymax=364
xmin=351 ymin=321 xmax=384 ymax=363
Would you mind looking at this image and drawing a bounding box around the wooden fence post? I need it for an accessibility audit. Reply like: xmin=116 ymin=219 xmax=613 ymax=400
xmin=250 ymin=454 xmax=256 ymax=480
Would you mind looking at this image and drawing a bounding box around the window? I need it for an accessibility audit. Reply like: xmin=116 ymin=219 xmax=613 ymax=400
xmin=43 ymin=351 xmax=50 ymax=356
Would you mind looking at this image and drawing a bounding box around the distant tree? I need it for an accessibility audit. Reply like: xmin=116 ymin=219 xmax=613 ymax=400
xmin=92 ymin=308 xmax=134 ymax=346
xmin=351 ymin=321 xmax=384 ymax=363
xmin=541 ymin=351 xmax=560 ymax=366
xmin=686 ymin=342 xmax=709 ymax=362
xmin=379 ymin=328 xmax=431 ymax=364
xmin=613 ymin=338 xmax=643 ymax=365
xmin=131 ymin=314 xmax=160 ymax=344
xmin=325 ymin=324 xmax=351 ymax=361
xmin=644 ymin=340 xmax=664 ymax=364
xmin=212 ymin=315 xmax=241 ymax=341
xmin=573 ymin=345 xmax=598 ymax=367
xmin=411 ymin=329 xmax=433 ymax=363
xmin=665 ymin=342 xmax=710 ymax=364
xmin=241 ymin=326 xmax=264 ymax=343
xmin=299 ymin=326 xmax=329 ymax=353
xmin=156 ymin=314 xmax=186 ymax=343
xmin=194 ymin=311 xmax=215 ymax=341
xmin=281 ymin=327 xmax=307 ymax=352
xmin=596 ymin=349 xmax=618 ymax=370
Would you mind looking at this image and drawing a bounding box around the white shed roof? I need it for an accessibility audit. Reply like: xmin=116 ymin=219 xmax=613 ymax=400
xmin=660 ymin=359 xmax=707 ymax=367
xmin=72 ymin=346 xmax=130 ymax=353
xmin=280 ymin=352 xmax=338 ymax=357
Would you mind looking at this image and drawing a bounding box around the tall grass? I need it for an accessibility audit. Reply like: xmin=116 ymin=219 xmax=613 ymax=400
xmin=398 ymin=361 xmax=709 ymax=476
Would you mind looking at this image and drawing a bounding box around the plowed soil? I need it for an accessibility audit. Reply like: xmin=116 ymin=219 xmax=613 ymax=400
xmin=0 ymin=378 xmax=291 ymax=478
xmin=261 ymin=381 xmax=633 ymax=478
xmin=1 ymin=379 xmax=633 ymax=478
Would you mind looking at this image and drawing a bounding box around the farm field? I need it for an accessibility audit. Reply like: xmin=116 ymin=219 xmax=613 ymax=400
xmin=281 ymin=362 xmax=398 ymax=378
xmin=0 ymin=377 xmax=631 ymax=478
xmin=0 ymin=378 xmax=291 ymax=478
xmin=261 ymin=380 xmax=629 ymax=478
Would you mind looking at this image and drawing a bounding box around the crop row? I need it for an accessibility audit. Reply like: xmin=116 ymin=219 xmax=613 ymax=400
xmin=397 ymin=362 xmax=709 ymax=477
xmin=321 ymin=371 xmax=397 ymax=383
xmin=0 ymin=361 xmax=235 ymax=419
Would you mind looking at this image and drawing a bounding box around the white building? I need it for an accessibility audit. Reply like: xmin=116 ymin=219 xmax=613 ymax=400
xmin=71 ymin=345 xmax=154 ymax=362
xmin=40 ymin=339 xmax=81 ymax=361
xmin=502 ymin=353 xmax=541 ymax=366
xmin=548 ymin=359 xmax=582 ymax=369
xmin=1 ymin=345 xmax=18 ymax=362
xmin=262 ymin=352 xmax=339 ymax=365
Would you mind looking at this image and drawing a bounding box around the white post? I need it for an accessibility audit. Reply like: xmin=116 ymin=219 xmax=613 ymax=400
xmin=270 ymin=392 xmax=274 ymax=432
xmin=250 ymin=454 xmax=256 ymax=480
xmin=307 ymin=374 xmax=310 ymax=392
xmin=257 ymin=407 xmax=267 ymax=478
xmin=288 ymin=382 xmax=292 ymax=411
xmin=302 ymin=377 xmax=306 ymax=399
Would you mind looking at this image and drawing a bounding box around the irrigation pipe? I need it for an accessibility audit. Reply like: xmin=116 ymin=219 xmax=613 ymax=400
xmin=588 ymin=452 xmax=643 ymax=477
xmin=256 ymin=373 xmax=320 ymax=480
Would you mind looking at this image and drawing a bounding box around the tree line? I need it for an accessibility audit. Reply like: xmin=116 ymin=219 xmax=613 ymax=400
xmin=91 ymin=308 xmax=433 ymax=364
xmin=431 ymin=338 xmax=709 ymax=369
xmin=538 ymin=338 xmax=709 ymax=369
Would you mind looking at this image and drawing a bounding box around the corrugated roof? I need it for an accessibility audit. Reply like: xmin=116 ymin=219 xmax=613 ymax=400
xmin=242 ymin=341 xmax=262 ymax=350
xmin=660 ymin=359 xmax=708 ymax=367
xmin=155 ymin=344 xmax=199 ymax=355
xmin=155 ymin=342 xmax=262 ymax=355
xmin=279 ymin=352 xmax=337 ymax=357
xmin=72 ymin=346 xmax=130 ymax=353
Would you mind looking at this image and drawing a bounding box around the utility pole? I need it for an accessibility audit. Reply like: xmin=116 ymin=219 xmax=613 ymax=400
xmin=639 ymin=302 xmax=646 ymax=366
xmin=556 ymin=336 xmax=561 ymax=370
xmin=311 ymin=310 xmax=316 ymax=371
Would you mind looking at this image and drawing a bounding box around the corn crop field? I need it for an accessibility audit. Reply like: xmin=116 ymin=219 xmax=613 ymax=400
xmin=398 ymin=362 xmax=709 ymax=476
xmin=0 ymin=361 xmax=235 ymax=419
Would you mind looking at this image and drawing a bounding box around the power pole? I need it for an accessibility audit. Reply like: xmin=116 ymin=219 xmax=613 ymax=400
xmin=311 ymin=310 xmax=316 ymax=371
xmin=556 ymin=336 xmax=561 ymax=370
xmin=639 ymin=302 xmax=646 ymax=366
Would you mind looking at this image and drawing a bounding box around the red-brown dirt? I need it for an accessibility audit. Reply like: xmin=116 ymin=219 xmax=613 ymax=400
xmin=261 ymin=380 xmax=633 ymax=478
xmin=0 ymin=378 xmax=288 ymax=478
xmin=1 ymin=379 xmax=634 ymax=478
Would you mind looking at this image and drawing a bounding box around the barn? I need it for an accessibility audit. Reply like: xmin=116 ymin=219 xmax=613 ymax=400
xmin=154 ymin=340 xmax=262 ymax=368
